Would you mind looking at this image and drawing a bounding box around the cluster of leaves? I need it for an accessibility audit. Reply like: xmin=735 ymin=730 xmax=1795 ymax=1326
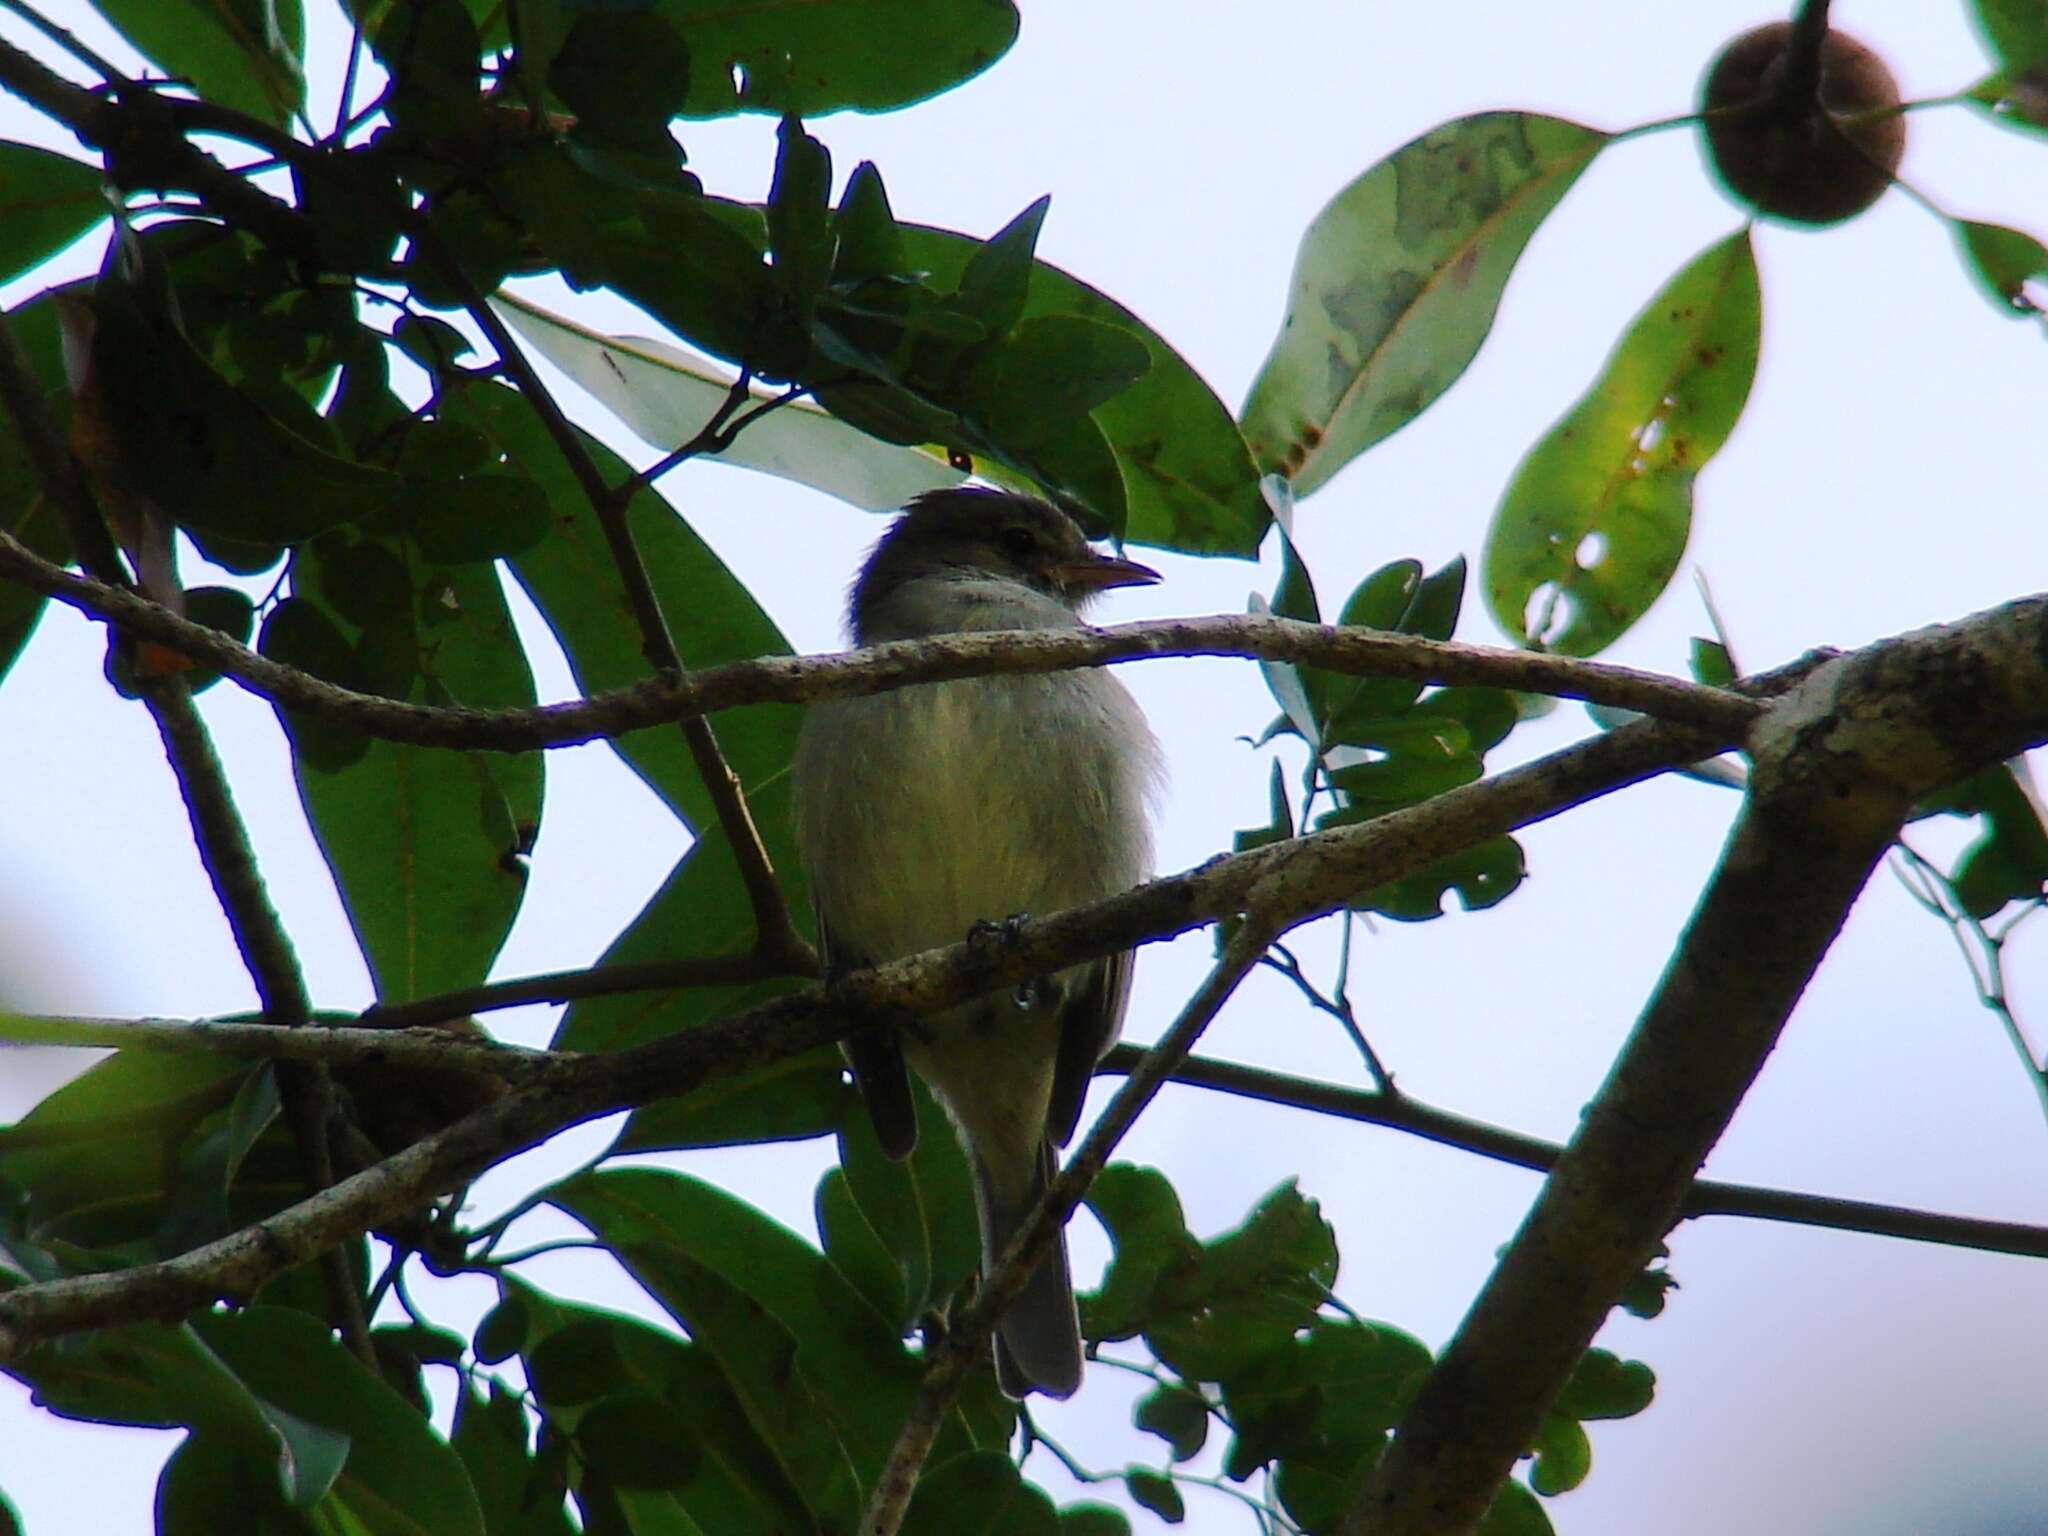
xmin=1080 ymin=1167 xmax=1653 ymax=1533
xmin=1243 ymin=513 xmax=1525 ymax=921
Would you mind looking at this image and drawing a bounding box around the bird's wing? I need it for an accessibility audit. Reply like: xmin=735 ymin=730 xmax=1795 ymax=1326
xmin=1046 ymin=950 xmax=1131 ymax=1148
xmin=819 ymin=914 xmax=920 ymax=1160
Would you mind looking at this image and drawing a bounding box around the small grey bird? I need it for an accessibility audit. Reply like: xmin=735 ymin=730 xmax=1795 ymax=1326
xmin=793 ymin=487 xmax=1162 ymax=1399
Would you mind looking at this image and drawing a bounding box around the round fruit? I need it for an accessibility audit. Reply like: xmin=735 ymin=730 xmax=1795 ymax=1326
xmin=1699 ymin=21 xmax=1906 ymax=226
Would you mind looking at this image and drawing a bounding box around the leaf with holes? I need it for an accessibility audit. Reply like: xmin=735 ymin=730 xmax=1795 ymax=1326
xmin=1241 ymin=113 xmax=1608 ymax=494
xmin=1485 ymin=230 xmax=1759 ymax=656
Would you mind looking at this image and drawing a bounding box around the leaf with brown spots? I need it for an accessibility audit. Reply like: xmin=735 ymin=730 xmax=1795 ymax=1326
xmin=1483 ymin=230 xmax=1759 ymax=658
xmin=1241 ymin=112 xmax=1608 ymax=496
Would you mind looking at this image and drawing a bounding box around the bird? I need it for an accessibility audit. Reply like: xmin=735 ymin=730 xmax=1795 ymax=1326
xmin=792 ymin=486 xmax=1162 ymax=1398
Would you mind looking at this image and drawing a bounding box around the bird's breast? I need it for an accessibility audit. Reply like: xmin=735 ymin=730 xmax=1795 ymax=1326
xmin=794 ymin=670 xmax=1158 ymax=966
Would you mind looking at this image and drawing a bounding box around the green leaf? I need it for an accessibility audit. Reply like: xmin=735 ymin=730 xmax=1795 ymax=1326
xmin=837 ymin=1075 xmax=979 ymax=1323
xmin=443 ymin=383 xmax=808 ymax=1062
xmin=179 ymin=586 xmax=258 ymax=694
xmin=1689 ymin=637 xmax=1736 ymax=688
xmin=505 ymin=1283 xmax=819 ymax=1536
xmin=1060 ymin=1504 xmax=1132 ymax=1536
xmin=92 ymin=0 xmax=306 ymax=127
xmin=0 ymin=1048 xmax=244 ymax=1252
xmin=277 ymin=538 xmax=541 ymax=1004
xmin=493 ymin=293 xmax=966 ymax=512
xmin=903 ymin=1452 xmax=1060 ymax=1536
xmin=1144 ymin=1180 xmax=1337 ymax=1382
xmin=451 ymin=1380 xmax=577 ymax=1536
xmin=1553 ymin=1348 xmax=1656 ymax=1421
xmin=194 ymin=1307 xmax=486 ymax=1534
xmin=955 ymin=197 xmax=1050 ymax=334
xmin=1973 ymin=0 xmax=2048 ymax=74
xmin=83 ymin=274 xmax=407 ymax=547
xmin=891 ymin=224 xmax=1264 ymax=555
xmin=494 ymin=144 xmax=773 ymax=368
xmin=1358 ymin=835 xmax=1526 ymax=921
xmin=454 ymin=380 xmax=797 ymax=827
xmin=473 ymin=1297 xmax=530 ymax=1366
xmin=373 ymin=0 xmax=483 ymax=141
xmin=548 ymin=10 xmax=692 ymax=155
xmin=1478 ymin=1478 xmax=1557 ymax=1535
xmin=552 ymin=1168 xmax=920 ymax=1509
xmin=816 ymin=1166 xmax=907 ymax=1325
xmin=1528 ymin=1412 xmax=1591 ymax=1495
xmin=767 ymin=116 xmax=835 ymax=320
xmin=957 ymin=315 xmax=1153 ymax=446
xmin=833 ymin=161 xmax=909 ymax=286
xmin=550 ymin=821 xmax=804 ymax=1061
xmin=1954 ymin=220 xmax=2048 ymax=317
xmin=1082 ymin=1164 xmax=1195 ymax=1343
xmin=1915 ymin=762 xmax=2048 ymax=918
xmin=527 ymin=1320 xmax=628 ymax=1409
xmin=575 ymin=1395 xmax=705 ymax=1492
xmin=0 ymin=143 xmax=107 ymax=283
xmin=655 ymin=0 xmax=1018 ymax=118
xmin=1485 ymin=230 xmax=1760 ymax=656
xmin=1238 ymin=1320 xmax=1431 ymax=1522
xmin=1122 ymin=1469 xmax=1184 ymax=1524
xmin=1242 ymin=113 xmax=1608 ymax=493
xmin=616 ymin=1047 xmax=852 ymax=1152
xmin=1233 ymin=759 xmax=1295 ymax=856
xmin=1134 ymin=1385 xmax=1210 ymax=1463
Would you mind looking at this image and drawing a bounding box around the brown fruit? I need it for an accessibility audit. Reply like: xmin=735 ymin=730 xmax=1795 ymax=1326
xmin=1700 ymin=21 xmax=1906 ymax=226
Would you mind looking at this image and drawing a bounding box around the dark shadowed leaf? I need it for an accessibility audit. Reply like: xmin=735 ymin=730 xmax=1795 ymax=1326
xmin=1122 ymin=1469 xmax=1183 ymax=1524
xmin=194 ymin=1307 xmax=486 ymax=1534
xmin=654 ymin=0 xmax=1018 ymax=118
xmin=92 ymin=0 xmax=306 ymax=126
xmin=1242 ymin=114 xmax=1608 ymax=493
xmin=450 ymin=1380 xmax=578 ymax=1536
xmin=903 ymin=1452 xmax=1060 ymax=1536
xmin=838 ymin=1075 xmax=979 ymax=1324
xmin=617 ymin=1047 xmax=852 ymax=1152
xmin=1134 ymin=1385 xmax=1210 ymax=1463
xmin=0 ymin=143 xmax=106 ymax=282
xmin=1485 ymin=230 xmax=1758 ymax=656
xmin=893 ymin=226 xmax=1263 ymax=554
xmin=279 ymin=538 xmax=541 ymax=1004
xmin=816 ymin=1166 xmax=906 ymax=1324
xmin=552 ymin=1167 xmax=920 ymax=1507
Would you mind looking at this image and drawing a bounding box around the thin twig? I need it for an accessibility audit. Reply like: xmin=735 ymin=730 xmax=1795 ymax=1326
xmin=0 ymin=0 xmax=127 ymax=89
xmin=1889 ymin=840 xmax=2048 ymax=1128
xmin=1104 ymin=1047 xmax=2048 ymax=1261
xmin=359 ymin=950 xmax=815 ymax=1031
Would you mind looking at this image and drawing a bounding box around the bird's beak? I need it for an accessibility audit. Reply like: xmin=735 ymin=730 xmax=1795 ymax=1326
xmin=1056 ymin=551 xmax=1162 ymax=592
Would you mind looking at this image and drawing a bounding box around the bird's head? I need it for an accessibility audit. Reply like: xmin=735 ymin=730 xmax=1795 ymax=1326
xmin=850 ymin=488 xmax=1160 ymax=639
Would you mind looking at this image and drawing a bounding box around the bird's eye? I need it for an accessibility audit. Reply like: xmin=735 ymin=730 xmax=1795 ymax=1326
xmin=997 ymin=526 xmax=1039 ymax=560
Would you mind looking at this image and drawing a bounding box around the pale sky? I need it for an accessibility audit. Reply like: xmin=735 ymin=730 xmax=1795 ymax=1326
xmin=3 ymin=3 xmax=2046 ymax=1532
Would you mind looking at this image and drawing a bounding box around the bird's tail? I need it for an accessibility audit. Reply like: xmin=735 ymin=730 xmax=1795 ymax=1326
xmin=977 ymin=1141 xmax=1083 ymax=1400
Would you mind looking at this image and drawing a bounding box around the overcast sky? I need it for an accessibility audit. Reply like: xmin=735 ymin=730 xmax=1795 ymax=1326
xmin=4 ymin=2 xmax=2047 ymax=1532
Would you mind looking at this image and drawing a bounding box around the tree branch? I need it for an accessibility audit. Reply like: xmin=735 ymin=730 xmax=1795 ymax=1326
xmin=0 ymin=526 xmax=1773 ymax=746
xmin=0 ymin=692 xmax=1731 ymax=1359
xmin=1345 ymin=599 xmax=2048 ymax=1536
xmin=1110 ymin=1048 xmax=2048 ymax=1261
